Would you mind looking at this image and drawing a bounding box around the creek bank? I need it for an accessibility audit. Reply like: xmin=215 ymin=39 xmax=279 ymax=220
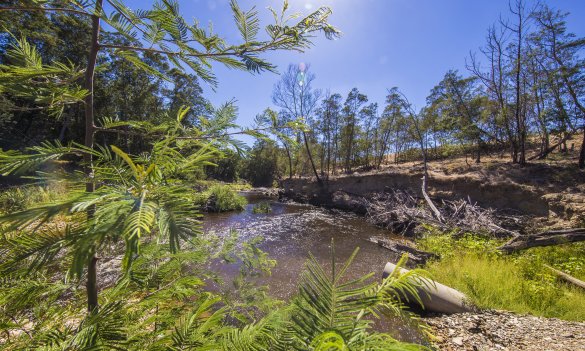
xmin=280 ymin=168 xmax=584 ymax=225
xmin=424 ymin=310 xmax=585 ymax=351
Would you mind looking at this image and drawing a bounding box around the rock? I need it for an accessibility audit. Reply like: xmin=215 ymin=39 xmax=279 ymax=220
xmin=330 ymin=191 xmax=368 ymax=214
xmin=425 ymin=311 xmax=585 ymax=351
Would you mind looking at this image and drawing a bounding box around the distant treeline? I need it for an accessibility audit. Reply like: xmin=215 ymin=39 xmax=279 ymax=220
xmin=1 ymin=1 xmax=583 ymax=189
xmin=245 ymin=1 xmax=584 ymax=186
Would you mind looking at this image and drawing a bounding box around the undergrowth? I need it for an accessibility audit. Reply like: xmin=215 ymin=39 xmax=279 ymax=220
xmin=418 ymin=230 xmax=585 ymax=321
xmin=201 ymin=184 xmax=248 ymax=212
xmin=0 ymin=183 xmax=68 ymax=214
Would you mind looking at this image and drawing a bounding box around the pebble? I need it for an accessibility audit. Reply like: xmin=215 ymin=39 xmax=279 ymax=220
xmin=424 ymin=310 xmax=585 ymax=351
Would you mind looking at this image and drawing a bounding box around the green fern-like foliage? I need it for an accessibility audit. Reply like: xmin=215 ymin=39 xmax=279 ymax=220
xmin=0 ymin=35 xmax=88 ymax=117
xmin=1 ymin=232 xmax=429 ymax=350
xmin=0 ymin=133 xmax=216 ymax=278
xmin=278 ymin=248 xmax=429 ymax=351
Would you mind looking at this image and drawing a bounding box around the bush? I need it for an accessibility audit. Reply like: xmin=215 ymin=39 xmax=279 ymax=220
xmin=205 ymin=184 xmax=247 ymax=212
xmin=252 ymin=201 xmax=272 ymax=214
xmin=418 ymin=232 xmax=585 ymax=321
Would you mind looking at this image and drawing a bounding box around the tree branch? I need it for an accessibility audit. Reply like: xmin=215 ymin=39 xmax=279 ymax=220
xmin=0 ymin=6 xmax=90 ymax=16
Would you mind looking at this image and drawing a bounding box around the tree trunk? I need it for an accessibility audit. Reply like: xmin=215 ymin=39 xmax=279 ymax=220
xmin=579 ymin=125 xmax=585 ymax=169
xmin=303 ymin=131 xmax=321 ymax=183
xmin=498 ymin=228 xmax=585 ymax=253
xmin=544 ymin=264 xmax=585 ymax=290
xmin=86 ymin=255 xmax=99 ymax=311
xmin=283 ymin=142 xmax=293 ymax=179
xmin=475 ymin=139 xmax=481 ymax=163
xmin=528 ymin=132 xmax=573 ymax=161
xmin=83 ymin=0 xmax=102 ymax=312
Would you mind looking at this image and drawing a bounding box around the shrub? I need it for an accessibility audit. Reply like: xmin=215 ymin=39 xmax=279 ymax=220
xmin=206 ymin=184 xmax=247 ymax=212
xmin=252 ymin=201 xmax=272 ymax=214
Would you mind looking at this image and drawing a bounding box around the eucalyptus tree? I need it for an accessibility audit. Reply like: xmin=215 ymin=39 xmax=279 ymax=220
xmin=397 ymin=89 xmax=444 ymax=222
xmin=426 ymin=71 xmax=487 ymax=163
xmin=341 ymin=88 xmax=368 ymax=172
xmin=531 ymin=4 xmax=585 ymax=168
xmin=380 ymin=87 xmax=406 ymax=166
xmin=164 ymin=69 xmax=211 ymax=126
xmin=315 ymin=92 xmax=343 ymax=175
xmin=254 ymin=107 xmax=303 ymax=179
xmin=272 ymin=63 xmax=322 ymax=182
xmin=360 ymin=102 xmax=379 ymax=168
xmin=0 ymin=0 xmax=339 ymax=312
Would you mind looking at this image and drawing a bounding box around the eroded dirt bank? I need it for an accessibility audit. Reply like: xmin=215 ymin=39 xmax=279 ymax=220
xmin=281 ymin=164 xmax=585 ymax=224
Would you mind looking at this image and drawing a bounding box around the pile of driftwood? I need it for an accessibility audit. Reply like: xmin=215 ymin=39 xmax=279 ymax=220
xmin=366 ymin=190 xmax=522 ymax=238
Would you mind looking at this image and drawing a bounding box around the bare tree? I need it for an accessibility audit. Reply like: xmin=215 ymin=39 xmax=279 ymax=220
xmin=397 ymin=90 xmax=444 ymax=223
xmin=272 ymin=63 xmax=322 ymax=182
xmin=469 ymin=25 xmax=519 ymax=162
xmin=502 ymin=0 xmax=531 ymax=165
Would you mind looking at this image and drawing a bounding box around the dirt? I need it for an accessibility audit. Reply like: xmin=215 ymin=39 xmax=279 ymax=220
xmin=425 ymin=311 xmax=585 ymax=351
xmin=281 ymin=144 xmax=585 ymax=227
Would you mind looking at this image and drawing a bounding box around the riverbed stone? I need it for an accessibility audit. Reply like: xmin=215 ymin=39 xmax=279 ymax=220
xmin=425 ymin=310 xmax=585 ymax=351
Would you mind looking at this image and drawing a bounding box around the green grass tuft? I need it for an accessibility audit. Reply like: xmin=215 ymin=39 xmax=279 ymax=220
xmin=252 ymin=201 xmax=272 ymax=214
xmin=0 ymin=183 xmax=68 ymax=214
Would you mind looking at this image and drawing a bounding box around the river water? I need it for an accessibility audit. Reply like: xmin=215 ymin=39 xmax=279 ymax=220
xmin=203 ymin=190 xmax=425 ymax=343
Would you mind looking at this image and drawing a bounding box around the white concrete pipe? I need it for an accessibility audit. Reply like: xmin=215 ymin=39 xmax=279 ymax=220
xmin=383 ymin=262 xmax=474 ymax=314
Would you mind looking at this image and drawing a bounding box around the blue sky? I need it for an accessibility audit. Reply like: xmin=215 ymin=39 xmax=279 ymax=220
xmin=128 ymin=0 xmax=585 ymax=138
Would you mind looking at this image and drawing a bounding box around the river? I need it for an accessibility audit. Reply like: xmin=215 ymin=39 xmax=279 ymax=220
xmin=203 ymin=189 xmax=425 ymax=343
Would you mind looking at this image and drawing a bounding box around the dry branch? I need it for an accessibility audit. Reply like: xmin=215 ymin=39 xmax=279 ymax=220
xmin=498 ymin=228 xmax=585 ymax=253
xmin=421 ymin=174 xmax=444 ymax=223
xmin=366 ymin=190 xmax=521 ymax=238
xmin=544 ymin=264 xmax=585 ymax=290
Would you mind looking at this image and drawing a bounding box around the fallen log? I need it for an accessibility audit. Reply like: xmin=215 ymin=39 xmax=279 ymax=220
xmin=377 ymin=239 xmax=439 ymax=265
xmin=544 ymin=264 xmax=585 ymax=290
xmin=498 ymin=228 xmax=585 ymax=253
xmin=383 ymin=262 xmax=474 ymax=314
xmin=528 ymin=132 xmax=573 ymax=161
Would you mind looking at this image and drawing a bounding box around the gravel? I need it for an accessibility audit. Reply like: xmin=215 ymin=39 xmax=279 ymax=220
xmin=424 ymin=310 xmax=585 ymax=351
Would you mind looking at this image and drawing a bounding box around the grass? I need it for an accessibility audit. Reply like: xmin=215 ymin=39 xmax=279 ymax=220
xmin=417 ymin=232 xmax=585 ymax=321
xmin=204 ymin=184 xmax=247 ymax=212
xmin=0 ymin=183 xmax=68 ymax=214
xmin=193 ymin=179 xmax=252 ymax=191
xmin=252 ymin=201 xmax=272 ymax=214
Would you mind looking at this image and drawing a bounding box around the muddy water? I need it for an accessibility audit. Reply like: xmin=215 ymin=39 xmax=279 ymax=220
xmin=203 ymin=190 xmax=425 ymax=343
